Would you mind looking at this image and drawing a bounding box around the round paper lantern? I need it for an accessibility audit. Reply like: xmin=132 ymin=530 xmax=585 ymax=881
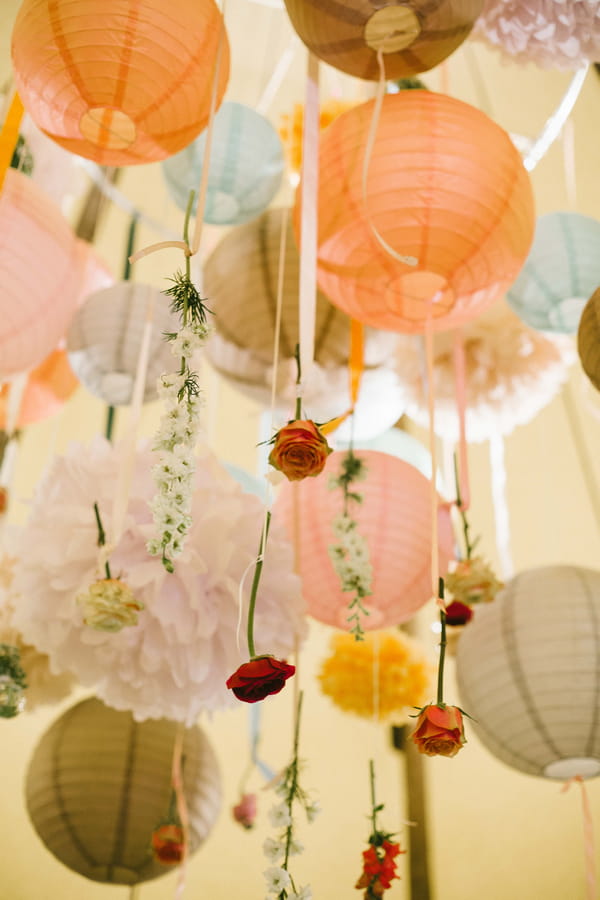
xmin=67 ymin=282 xmax=180 ymax=405
xmin=0 ymin=350 xmax=78 ymax=428
xmin=456 ymin=565 xmax=600 ymax=779
xmin=506 ymin=212 xmax=600 ymax=335
xmin=11 ymin=0 xmax=230 ymax=166
xmin=282 ymin=0 xmax=484 ymax=80
xmin=475 ymin=0 xmax=600 ymax=69
xmin=307 ymin=91 xmax=535 ymax=334
xmin=273 ymin=450 xmax=455 ymax=630
xmin=162 ymin=102 xmax=284 ymax=226
xmin=26 ymin=697 xmax=222 ymax=885
xmin=395 ymin=300 xmax=574 ymax=442
xmin=75 ymin=239 xmax=114 ymax=304
xmin=577 ymin=288 xmax=600 ymax=391
xmin=0 ymin=169 xmax=81 ymax=378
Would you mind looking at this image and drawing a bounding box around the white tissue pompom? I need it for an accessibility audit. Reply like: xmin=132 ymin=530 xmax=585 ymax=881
xmin=13 ymin=439 xmax=307 ymax=723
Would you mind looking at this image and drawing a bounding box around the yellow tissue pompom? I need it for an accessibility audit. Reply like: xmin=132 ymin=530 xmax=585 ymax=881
xmin=318 ymin=631 xmax=432 ymax=722
xmin=279 ymin=100 xmax=357 ymax=176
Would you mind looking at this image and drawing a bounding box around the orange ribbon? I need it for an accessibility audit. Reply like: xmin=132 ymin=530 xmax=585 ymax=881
xmin=319 ymin=319 xmax=364 ymax=436
xmin=561 ymin=775 xmax=597 ymax=900
xmin=0 ymin=92 xmax=24 ymax=194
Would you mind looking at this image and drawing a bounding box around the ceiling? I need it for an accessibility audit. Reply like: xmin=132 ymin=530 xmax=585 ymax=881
xmin=1 ymin=2 xmax=600 ymax=900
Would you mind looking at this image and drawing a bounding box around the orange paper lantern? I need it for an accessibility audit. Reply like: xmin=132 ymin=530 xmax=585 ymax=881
xmin=283 ymin=0 xmax=483 ymax=80
xmin=304 ymin=91 xmax=535 ymax=334
xmin=273 ymin=450 xmax=455 ymax=631
xmin=0 ymin=350 xmax=78 ymax=429
xmin=11 ymin=0 xmax=230 ymax=166
xmin=0 ymin=169 xmax=81 ymax=378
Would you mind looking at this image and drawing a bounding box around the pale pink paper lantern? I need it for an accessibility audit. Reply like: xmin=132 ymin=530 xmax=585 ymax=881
xmin=273 ymin=450 xmax=455 ymax=630
xmin=0 ymin=169 xmax=81 ymax=378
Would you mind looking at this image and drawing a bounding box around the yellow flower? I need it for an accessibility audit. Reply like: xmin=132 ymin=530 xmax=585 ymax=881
xmin=318 ymin=631 xmax=432 ymax=721
xmin=77 ymin=579 xmax=144 ymax=633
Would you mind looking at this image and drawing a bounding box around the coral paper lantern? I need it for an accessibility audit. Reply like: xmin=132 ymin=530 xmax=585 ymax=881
xmin=282 ymin=0 xmax=483 ymax=80
xmin=506 ymin=212 xmax=600 ymax=335
xmin=273 ymin=450 xmax=455 ymax=630
xmin=0 ymin=350 xmax=78 ymax=428
xmin=11 ymin=0 xmax=230 ymax=166
xmin=26 ymin=697 xmax=222 ymax=885
xmin=577 ymin=288 xmax=600 ymax=392
xmin=162 ymin=102 xmax=284 ymax=226
xmin=0 ymin=169 xmax=81 ymax=378
xmin=306 ymin=91 xmax=535 ymax=334
xmin=456 ymin=565 xmax=600 ymax=779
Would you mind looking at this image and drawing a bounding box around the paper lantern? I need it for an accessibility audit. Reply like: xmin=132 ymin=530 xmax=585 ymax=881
xmin=307 ymin=91 xmax=535 ymax=334
xmin=475 ymin=0 xmax=600 ymax=69
xmin=456 ymin=565 xmax=600 ymax=779
xmin=162 ymin=102 xmax=284 ymax=225
xmin=506 ymin=212 xmax=600 ymax=335
xmin=273 ymin=450 xmax=455 ymax=630
xmin=75 ymin=238 xmax=114 ymax=304
xmin=395 ymin=300 xmax=574 ymax=442
xmin=577 ymin=288 xmax=600 ymax=391
xmin=67 ymin=282 xmax=179 ymax=405
xmin=0 ymin=351 xmax=78 ymax=429
xmin=282 ymin=0 xmax=483 ymax=80
xmin=0 ymin=169 xmax=81 ymax=378
xmin=26 ymin=697 xmax=222 ymax=885
xmin=11 ymin=0 xmax=230 ymax=166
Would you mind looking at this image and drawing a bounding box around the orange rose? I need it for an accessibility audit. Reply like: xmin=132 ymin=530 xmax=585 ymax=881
xmin=411 ymin=704 xmax=466 ymax=758
xmin=268 ymin=419 xmax=332 ymax=481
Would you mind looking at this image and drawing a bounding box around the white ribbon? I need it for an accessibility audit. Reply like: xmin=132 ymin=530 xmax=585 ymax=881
xmin=489 ymin=432 xmax=514 ymax=580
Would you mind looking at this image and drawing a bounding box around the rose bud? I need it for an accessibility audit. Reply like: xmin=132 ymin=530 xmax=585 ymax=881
xmin=411 ymin=703 xmax=466 ymax=758
xmin=268 ymin=419 xmax=332 ymax=481
xmin=226 ymin=655 xmax=296 ymax=704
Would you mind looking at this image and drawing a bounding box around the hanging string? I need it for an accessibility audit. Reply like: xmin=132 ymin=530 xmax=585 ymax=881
xmin=488 ymin=433 xmax=514 ymax=580
xmin=452 ymin=328 xmax=470 ymax=512
xmin=129 ymin=886 xmax=141 ymax=900
xmin=562 ymin=116 xmax=577 ymax=211
xmin=256 ymin=34 xmax=299 ymax=115
xmin=522 ymin=65 xmax=588 ymax=172
xmin=424 ymin=321 xmax=442 ymax=607
xmin=171 ymin=725 xmax=189 ymax=900
xmin=561 ymin=775 xmax=597 ymax=900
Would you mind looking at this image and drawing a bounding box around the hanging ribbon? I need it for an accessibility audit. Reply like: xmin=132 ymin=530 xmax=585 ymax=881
xmin=171 ymin=725 xmax=189 ymax=899
xmin=319 ymin=318 xmax=365 ymax=436
xmin=561 ymin=775 xmax=597 ymax=900
xmin=452 ymin=328 xmax=471 ymax=512
xmin=0 ymin=91 xmax=24 ymax=193
xmin=488 ymin=432 xmax=514 ymax=580
xmin=425 ymin=320 xmax=442 ymax=606
xmin=249 ymin=704 xmax=276 ymax=782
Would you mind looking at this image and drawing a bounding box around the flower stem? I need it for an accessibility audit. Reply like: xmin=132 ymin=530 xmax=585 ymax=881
xmin=436 ymin=580 xmax=447 ymax=706
xmin=283 ymin=691 xmax=303 ymax=871
xmin=294 ymin=343 xmax=302 ymax=420
xmin=453 ymin=452 xmax=473 ymax=559
xmin=93 ymin=501 xmax=112 ymax=580
xmin=369 ymin=758 xmax=378 ymax=836
xmin=247 ymin=511 xmax=271 ymax=659
xmin=179 ymin=189 xmax=195 ymax=377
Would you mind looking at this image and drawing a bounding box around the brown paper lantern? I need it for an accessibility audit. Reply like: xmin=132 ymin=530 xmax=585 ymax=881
xmin=26 ymin=697 xmax=222 ymax=885
xmin=577 ymin=287 xmax=600 ymax=391
xmin=282 ymin=0 xmax=484 ymax=80
xmin=203 ymin=206 xmax=397 ymax=398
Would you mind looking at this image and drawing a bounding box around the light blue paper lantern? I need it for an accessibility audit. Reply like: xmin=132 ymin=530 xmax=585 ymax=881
xmin=506 ymin=211 xmax=600 ymax=335
xmin=162 ymin=102 xmax=284 ymax=226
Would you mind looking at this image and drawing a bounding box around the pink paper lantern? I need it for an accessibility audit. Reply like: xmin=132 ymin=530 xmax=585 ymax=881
xmin=273 ymin=450 xmax=455 ymax=630
xmin=0 ymin=169 xmax=81 ymax=378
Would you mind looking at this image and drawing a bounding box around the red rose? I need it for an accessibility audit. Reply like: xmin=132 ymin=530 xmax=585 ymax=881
xmin=226 ymin=655 xmax=295 ymax=703
xmin=268 ymin=419 xmax=332 ymax=481
xmin=411 ymin=704 xmax=466 ymax=758
xmin=151 ymin=823 xmax=185 ymax=865
xmin=444 ymin=600 xmax=473 ymax=626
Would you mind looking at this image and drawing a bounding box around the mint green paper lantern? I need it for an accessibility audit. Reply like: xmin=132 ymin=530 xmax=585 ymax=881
xmin=506 ymin=211 xmax=600 ymax=335
xmin=162 ymin=102 xmax=284 ymax=226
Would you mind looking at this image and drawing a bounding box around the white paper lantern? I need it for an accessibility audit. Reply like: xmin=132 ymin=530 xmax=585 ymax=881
xmin=506 ymin=212 xmax=600 ymax=335
xmin=162 ymin=102 xmax=284 ymax=226
xmin=67 ymin=282 xmax=179 ymax=405
xmin=456 ymin=565 xmax=600 ymax=779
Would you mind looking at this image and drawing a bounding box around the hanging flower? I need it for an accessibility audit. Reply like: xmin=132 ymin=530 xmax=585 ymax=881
xmin=443 ymin=599 xmax=473 ymax=627
xmin=318 ymin=631 xmax=431 ymax=721
xmin=227 ymin=656 xmax=295 ymax=704
xmin=411 ymin=703 xmax=466 ymax=758
xmin=279 ymin=100 xmax=357 ymax=178
xmin=0 ymin=643 xmax=27 ymax=717
xmin=356 ymin=761 xmax=405 ymax=899
xmin=151 ymin=822 xmax=185 ymax=866
xmin=445 ymin=557 xmax=503 ymax=606
xmin=232 ymin=792 xmax=258 ymax=829
xmin=77 ymin=578 xmax=144 ymax=632
xmin=268 ymin=419 xmax=332 ymax=482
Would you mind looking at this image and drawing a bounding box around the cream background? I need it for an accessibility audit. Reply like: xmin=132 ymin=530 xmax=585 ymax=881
xmin=1 ymin=1 xmax=600 ymax=899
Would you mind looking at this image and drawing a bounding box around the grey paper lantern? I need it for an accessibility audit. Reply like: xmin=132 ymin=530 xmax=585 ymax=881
xmin=67 ymin=282 xmax=179 ymax=405
xmin=456 ymin=565 xmax=600 ymax=780
xmin=26 ymin=697 xmax=222 ymax=885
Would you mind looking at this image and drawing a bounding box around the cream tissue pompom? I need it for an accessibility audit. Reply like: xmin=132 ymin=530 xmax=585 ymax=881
xmin=474 ymin=0 xmax=600 ymax=69
xmin=395 ymin=301 xmax=574 ymax=443
xmin=12 ymin=439 xmax=307 ymax=724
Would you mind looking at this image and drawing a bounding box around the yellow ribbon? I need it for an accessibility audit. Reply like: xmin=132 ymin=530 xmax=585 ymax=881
xmin=319 ymin=319 xmax=365 ymax=436
xmin=0 ymin=92 xmax=24 ymax=193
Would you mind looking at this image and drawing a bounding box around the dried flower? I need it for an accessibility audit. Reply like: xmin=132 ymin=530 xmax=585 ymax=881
xmin=0 ymin=643 xmax=27 ymax=718
xmin=445 ymin=557 xmax=503 ymax=606
xmin=77 ymin=578 xmax=144 ymax=632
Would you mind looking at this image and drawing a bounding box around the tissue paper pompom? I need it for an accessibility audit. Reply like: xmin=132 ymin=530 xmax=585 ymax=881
xmin=12 ymin=439 xmax=307 ymax=724
xmin=318 ymin=631 xmax=431 ymax=721
xmin=474 ymin=0 xmax=600 ymax=68
xmin=395 ymin=301 xmax=574 ymax=443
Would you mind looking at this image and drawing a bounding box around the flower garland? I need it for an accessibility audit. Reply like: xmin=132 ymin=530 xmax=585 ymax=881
xmin=263 ymin=693 xmax=319 ymax=900
xmin=355 ymin=760 xmax=404 ymax=898
xmin=147 ymin=193 xmax=212 ymax=573
xmin=328 ymin=450 xmax=373 ymax=640
xmin=0 ymin=642 xmax=27 ymax=717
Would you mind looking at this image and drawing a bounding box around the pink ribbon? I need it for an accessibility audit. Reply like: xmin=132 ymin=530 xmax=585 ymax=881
xmin=452 ymin=328 xmax=470 ymax=512
xmin=561 ymin=775 xmax=597 ymax=900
